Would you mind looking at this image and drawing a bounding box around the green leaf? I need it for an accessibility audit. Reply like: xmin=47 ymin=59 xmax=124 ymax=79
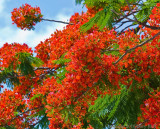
xmin=53 ymin=58 xmax=71 ymax=65
xmin=13 ymin=112 xmax=19 ymax=116
xmin=88 ymin=84 xmax=150 ymax=127
xmin=30 ymin=94 xmax=42 ymax=101
xmin=16 ymin=52 xmax=43 ymax=76
xmin=89 ymin=118 xmax=103 ymax=129
xmin=75 ymin=0 xmax=84 ymax=4
xmin=0 ymin=68 xmax=20 ymax=88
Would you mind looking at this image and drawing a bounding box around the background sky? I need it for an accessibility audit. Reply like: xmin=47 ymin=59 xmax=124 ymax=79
xmin=0 ymin=0 xmax=86 ymax=48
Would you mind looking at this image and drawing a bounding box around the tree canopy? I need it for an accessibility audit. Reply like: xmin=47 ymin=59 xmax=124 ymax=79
xmin=0 ymin=0 xmax=160 ymax=129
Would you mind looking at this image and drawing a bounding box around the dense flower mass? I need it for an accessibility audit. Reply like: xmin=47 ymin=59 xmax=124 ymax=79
xmin=139 ymin=90 xmax=160 ymax=128
xmin=0 ymin=1 xmax=160 ymax=129
xmin=0 ymin=90 xmax=24 ymax=128
xmin=11 ymin=4 xmax=42 ymax=30
xmin=149 ymin=3 xmax=160 ymax=27
xmin=0 ymin=43 xmax=32 ymax=68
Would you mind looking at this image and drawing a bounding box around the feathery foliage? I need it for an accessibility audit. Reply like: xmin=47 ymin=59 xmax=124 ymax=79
xmin=79 ymin=0 xmax=160 ymax=32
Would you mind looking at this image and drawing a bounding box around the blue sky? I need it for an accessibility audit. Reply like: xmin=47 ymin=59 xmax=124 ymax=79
xmin=0 ymin=0 xmax=86 ymax=48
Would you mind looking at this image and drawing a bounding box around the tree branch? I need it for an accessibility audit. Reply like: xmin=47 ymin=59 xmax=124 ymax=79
xmin=1 ymin=106 xmax=44 ymax=127
xmin=126 ymin=0 xmax=138 ymax=21
xmin=120 ymin=24 xmax=137 ymax=33
xmin=115 ymin=21 xmax=132 ymax=30
xmin=112 ymin=9 xmax=160 ymax=30
xmin=114 ymin=31 xmax=160 ymax=64
xmin=114 ymin=10 xmax=139 ymax=23
xmin=34 ymin=67 xmax=52 ymax=70
xmin=135 ymin=119 xmax=149 ymax=129
xmin=41 ymin=18 xmax=73 ymax=25
xmin=29 ymin=115 xmax=48 ymax=129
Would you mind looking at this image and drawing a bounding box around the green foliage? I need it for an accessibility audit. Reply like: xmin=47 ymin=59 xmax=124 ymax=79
xmin=16 ymin=52 xmax=43 ymax=76
xmin=0 ymin=52 xmax=43 ymax=88
xmin=0 ymin=68 xmax=20 ymax=88
xmin=135 ymin=1 xmax=157 ymax=23
xmin=23 ymin=14 xmax=43 ymax=30
xmin=78 ymin=0 xmax=160 ymax=32
xmin=2 ymin=125 xmax=16 ymax=129
xmin=87 ymin=84 xmax=150 ymax=128
xmin=53 ymin=53 xmax=71 ymax=66
xmin=25 ymin=108 xmax=49 ymax=129
xmin=30 ymin=94 xmax=43 ymax=101
xmin=88 ymin=118 xmax=103 ymax=129
xmin=29 ymin=115 xmax=49 ymax=129
xmin=103 ymin=44 xmax=120 ymax=56
xmin=79 ymin=0 xmax=125 ymax=31
xmin=55 ymin=66 xmax=68 ymax=84
xmin=61 ymin=108 xmax=79 ymax=125
xmin=148 ymin=72 xmax=160 ymax=90
xmin=53 ymin=58 xmax=71 ymax=65
xmin=53 ymin=53 xmax=70 ymax=83
xmin=75 ymin=0 xmax=84 ymax=5
xmin=80 ymin=4 xmax=119 ymax=31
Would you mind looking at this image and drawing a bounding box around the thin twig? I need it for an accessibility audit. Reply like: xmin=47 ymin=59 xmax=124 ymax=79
xmin=120 ymin=24 xmax=137 ymax=33
xmin=112 ymin=10 xmax=139 ymax=23
xmin=29 ymin=115 xmax=48 ymax=129
xmin=139 ymin=23 xmax=160 ymax=30
xmin=101 ymin=49 xmax=120 ymax=53
xmin=126 ymin=0 xmax=138 ymax=21
xmin=1 ymin=106 xmax=44 ymax=127
xmin=106 ymin=49 xmax=120 ymax=52
xmin=112 ymin=9 xmax=160 ymax=30
xmin=41 ymin=18 xmax=73 ymax=25
xmin=74 ymin=82 xmax=98 ymax=102
xmin=34 ymin=67 xmax=52 ymax=70
xmin=135 ymin=119 xmax=149 ymax=129
xmin=116 ymin=21 xmax=132 ymax=30
xmin=114 ymin=31 xmax=160 ymax=64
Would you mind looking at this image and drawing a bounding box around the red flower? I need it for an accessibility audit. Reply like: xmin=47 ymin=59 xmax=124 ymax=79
xmin=11 ymin=4 xmax=43 ymax=30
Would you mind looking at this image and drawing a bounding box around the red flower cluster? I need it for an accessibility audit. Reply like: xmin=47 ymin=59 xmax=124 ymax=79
xmin=0 ymin=43 xmax=32 ymax=68
xmin=0 ymin=2 xmax=160 ymax=129
xmin=11 ymin=4 xmax=42 ymax=30
xmin=149 ymin=3 xmax=160 ymax=27
xmin=34 ymin=10 xmax=160 ymax=128
xmin=139 ymin=90 xmax=160 ymax=128
xmin=0 ymin=90 xmax=23 ymax=128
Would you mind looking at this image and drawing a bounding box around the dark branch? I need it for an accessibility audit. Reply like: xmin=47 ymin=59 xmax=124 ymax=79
xmin=29 ymin=115 xmax=48 ymax=129
xmin=1 ymin=106 xmax=44 ymax=127
xmin=41 ymin=18 xmax=73 ymax=25
xmin=113 ymin=10 xmax=139 ymax=23
xmin=133 ymin=26 xmax=140 ymax=34
xmin=114 ymin=31 xmax=160 ymax=64
xmin=115 ymin=21 xmax=132 ymax=30
xmin=112 ymin=9 xmax=160 ymax=30
xmin=34 ymin=67 xmax=52 ymax=70
xmin=135 ymin=119 xmax=149 ymax=129
xmin=139 ymin=23 xmax=160 ymax=30
xmin=74 ymin=87 xmax=91 ymax=102
xmin=120 ymin=24 xmax=137 ymax=33
xmin=126 ymin=0 xmax=138 ymax=21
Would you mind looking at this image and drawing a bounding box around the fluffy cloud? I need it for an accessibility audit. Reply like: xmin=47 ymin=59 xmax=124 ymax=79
xmin=0 ymin=13 xmax=71 ymax=48
xmin=0 ymin=0 xmax=5 ymax=13
xmin=0 ymin=0 xmax=75 ymax=49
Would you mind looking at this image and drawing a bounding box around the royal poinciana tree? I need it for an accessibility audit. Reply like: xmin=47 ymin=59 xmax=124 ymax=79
xmin=0 ymin=0 xmax=160 ymax=129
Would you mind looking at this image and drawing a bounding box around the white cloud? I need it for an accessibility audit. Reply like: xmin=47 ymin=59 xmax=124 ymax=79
xmin=0 ymin=0 xmax=10 ymax=15
xmin=0 ymin=0 xmax=72 ymax=49
xmin=0 ymin=13 xmax=71 ymax=48
xmin=0 ymin=0 xmax=5 ymax=13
